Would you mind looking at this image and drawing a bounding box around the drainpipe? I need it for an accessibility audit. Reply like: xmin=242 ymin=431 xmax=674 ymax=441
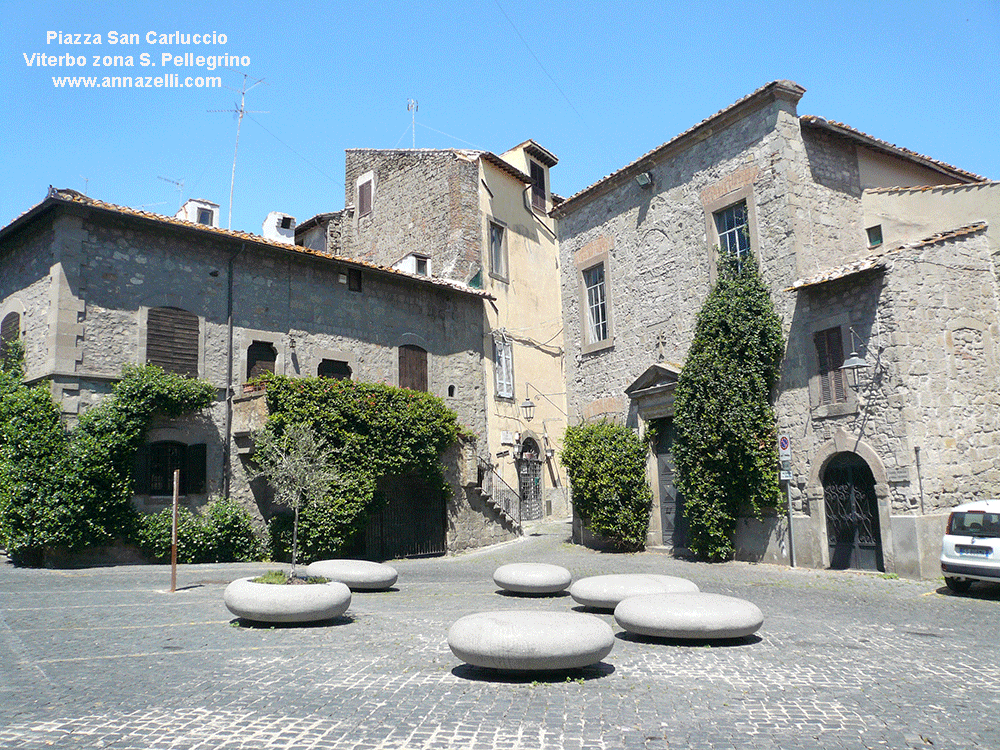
xmin=222 ymin=243 xmax=245 ymax=498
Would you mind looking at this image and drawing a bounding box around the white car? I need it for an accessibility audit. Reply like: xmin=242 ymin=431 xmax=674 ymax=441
xmin=940 ymin=499 xmax=1000 ymax=593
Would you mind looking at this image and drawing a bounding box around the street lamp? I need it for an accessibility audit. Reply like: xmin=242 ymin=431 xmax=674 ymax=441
xmin=520 ymin=397 xmax=536 ymax=422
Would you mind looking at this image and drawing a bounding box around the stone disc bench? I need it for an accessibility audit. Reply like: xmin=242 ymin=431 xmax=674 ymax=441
xmin=224 ymin=577 xmax=352 ymax=623
xmin=448 ymin=611 xmax=614 ymax=671
xmin=569 ymin=573 xmax=699 ymax=610
xmin=614 ymin=592 xmax=764 ymax=640
xmin=305 ymin=560 xmax=398 ymax=591
xmin=493 ymin=563 xmax=572 ymax=595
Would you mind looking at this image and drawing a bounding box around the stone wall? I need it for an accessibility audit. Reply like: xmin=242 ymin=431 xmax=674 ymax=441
xmin=343 ymin=150 xmax=482 ymax=284
xmin=0 ymin=219 xmax=55 ymax=379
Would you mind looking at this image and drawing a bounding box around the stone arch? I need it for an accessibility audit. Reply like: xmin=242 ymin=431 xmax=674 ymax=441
xmin=806 ymin=428 xmax=892 ymax=571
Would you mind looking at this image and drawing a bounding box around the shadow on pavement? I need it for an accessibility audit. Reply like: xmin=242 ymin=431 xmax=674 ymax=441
xmin=229 ymin=615 xmax=356 ymax=629
xmin=451 ymin=661 xmax=615 ymax=683
xmin=615 ymin=631 xmax=763 ymax=648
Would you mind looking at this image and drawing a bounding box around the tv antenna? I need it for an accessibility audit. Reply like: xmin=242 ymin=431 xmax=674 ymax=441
xmin=80 ymin=175 xmax=90 ymax=195
xmin=407 ymin=99 xmax=418 ymax=148
xmin=209 ymin=73 xmax=267 ymax=229
xmin=157 ymin=176 xmax=185 ymax=209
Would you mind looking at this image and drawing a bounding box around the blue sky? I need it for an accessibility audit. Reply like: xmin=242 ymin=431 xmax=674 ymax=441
xmin=3 ymin=0 xmax=998 ymax=233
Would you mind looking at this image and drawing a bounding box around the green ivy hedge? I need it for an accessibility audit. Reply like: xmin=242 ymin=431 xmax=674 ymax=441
xmin=673 ymin=251 xmax=784 ymax=562
xmin=254 ymin=374 xmax=461 ymax=562
xmin=561 ymin=420 xmax=651 ymax=551
xmin=136 ymin=497 xmax=264 ymax=564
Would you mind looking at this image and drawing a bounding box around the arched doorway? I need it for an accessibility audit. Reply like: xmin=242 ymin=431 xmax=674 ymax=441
xmin=823 ymin=452 xmax=883 ymax=571
xmin=518 ymin=437 xmax=544 ymax=521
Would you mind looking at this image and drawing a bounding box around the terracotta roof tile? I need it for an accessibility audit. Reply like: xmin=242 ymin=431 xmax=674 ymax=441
xmin=864 ymin=180 xmax=999 ymax=195
xmin=12 ymin=188 xmax=493 ymax=300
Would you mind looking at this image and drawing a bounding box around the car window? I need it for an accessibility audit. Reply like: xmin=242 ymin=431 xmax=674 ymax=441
xmin=948 ymin=511 xmax=1000 ymax=538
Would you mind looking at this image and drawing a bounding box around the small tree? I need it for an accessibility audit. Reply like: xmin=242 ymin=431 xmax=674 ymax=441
xmin=251 ymin=422 xmax=339 ymax=577
xmin=673 ymin=250 xmax=784 ymax=561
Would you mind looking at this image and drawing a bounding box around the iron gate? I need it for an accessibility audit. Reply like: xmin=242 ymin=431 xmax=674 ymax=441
xmin=518 ymin=438 xmax=544 ymax=522
xmin=363 ymin=475 xmax=446 ymax=559
xmin=823 ymin=453 xmax=883 ymax=571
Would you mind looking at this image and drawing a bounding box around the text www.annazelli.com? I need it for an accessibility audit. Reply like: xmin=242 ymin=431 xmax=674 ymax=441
xmin=52 ymin=74 xmax=222 ymax=88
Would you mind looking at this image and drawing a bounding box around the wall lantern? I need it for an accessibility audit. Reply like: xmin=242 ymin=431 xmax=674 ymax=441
xmin=841 ymin=326 xmax=880 ymax=388
xmin=520 ymin=397 xmax=536 ymax=422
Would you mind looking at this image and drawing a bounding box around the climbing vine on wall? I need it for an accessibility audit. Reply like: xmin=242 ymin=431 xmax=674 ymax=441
xmin=0 ymin=350 xmax=217 ymax=565
xmin=673 ymin=250 xmax=784 ymax=562
xmin=254 ymin=373 xmax=462 ymax=561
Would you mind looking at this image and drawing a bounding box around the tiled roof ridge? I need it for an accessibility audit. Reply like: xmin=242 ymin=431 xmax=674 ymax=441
xmin=865 ymin=180 xmax=999 ymax=195
xmin=788 ymin=222 xmax=988 ymax=291
xmin=553 ymin=80 xmax=806 ymax=215
xmin=41 ymin=188 xmax=493 ymax=299
xmin=799 ymin=116 xmax=986 ymax=182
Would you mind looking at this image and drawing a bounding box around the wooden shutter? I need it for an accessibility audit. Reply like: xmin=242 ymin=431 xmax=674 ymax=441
xmin=247 ymin=341 xmax=277 ymax=379
xmin=359 ymin=180 xmax=372 ymax=215
xmin=146 ymin=307 xmax=199 ymax=377
xmin=399 ymin=345 xmax=428 ymax=392
xmin=815 ymin=327 xmax=847 ymax=404
xmin=530 ymin=162 xmax=545 ymax=210
xmin=185 ymin=443 xmax=207 ymax=494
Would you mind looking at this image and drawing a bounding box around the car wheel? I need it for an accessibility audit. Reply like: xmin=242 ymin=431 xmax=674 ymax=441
xmin=945 ymin=577 xmax=972 ymax=594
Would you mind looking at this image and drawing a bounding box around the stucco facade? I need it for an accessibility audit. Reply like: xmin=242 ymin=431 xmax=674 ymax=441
xmin=0 ymin=189 xmax=515 ymax=557
xmin=553 ymin=80 xmax=996 ymax=579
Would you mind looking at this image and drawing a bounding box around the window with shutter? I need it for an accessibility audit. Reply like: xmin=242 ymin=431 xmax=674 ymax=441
xmin=146 ymin=307 xmax=199 ymax=377
xmin=247 ymin=341 xmax=277 ymax=379
xmin=398 ymin=345 xmax=428 ymax=392
xmin=493 ymin=336 xmax=514 ymax=399
xmin=489 ymin=221 xmax=507 ymax=281
xmin=530 ymin=161 xmax=546 ymax=210
xmin=814 ymin=327 xmax=847 ymax=405
xmin=358 ymin=179 xmax=372 ymax=216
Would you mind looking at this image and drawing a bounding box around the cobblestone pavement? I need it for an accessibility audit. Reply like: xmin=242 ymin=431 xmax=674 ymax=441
xmin=2 ymin=519 xmax=999 ymax=749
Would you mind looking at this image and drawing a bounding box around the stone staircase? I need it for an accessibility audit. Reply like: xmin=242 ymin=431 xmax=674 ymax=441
xmin=477 ymin=457 xmax=522 ymax=530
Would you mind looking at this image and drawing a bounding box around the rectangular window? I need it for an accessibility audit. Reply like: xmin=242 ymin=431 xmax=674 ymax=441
xmin=494 ymin=336 xmax=514 ymax=399
xmin=583 ymin=264 xmax=608 ymax=344
xmin=815 ymin=327 xmax=848 ymax=405
xmin=489 ymin=221 xmax=507 ymax=280
xmin=714 ymin=201 xmax=750 ymax=262
xmin=348 ymin=268 xmax=362 ymax=292
xmin=196 ymin=208 xmax=213 ymax=225
xmin=530 ymin=161 xmax=546 ymax=210
xmin=414 ymin=256 xmax=429 ymax=276
xmin=358 ymin=179 xmax=372 ymax=216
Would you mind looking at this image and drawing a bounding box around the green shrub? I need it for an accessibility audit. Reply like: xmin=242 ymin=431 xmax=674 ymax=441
xmin=136 ymin=497 xmax=263 ymax=563
xmin=561 ymin=420 xmax=651 ymax=551
xmin=673 ymin=251 xmax=784 ymax=562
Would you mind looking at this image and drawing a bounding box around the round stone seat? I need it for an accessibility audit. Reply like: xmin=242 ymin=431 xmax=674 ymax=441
xmin=614 ymin=592 xmax=764 ymax=640
xmin=569 ymin=573 xmax=699 ymax=610
xmin=224 ymin=577 xmax=352 ymax=623
xmin=305 ymin=559 xmax=398 ymax=591
xmin=448 ymin=610 xmax=614 ymax=671
xmin=493 ymin=563 xmax=572 ymax=595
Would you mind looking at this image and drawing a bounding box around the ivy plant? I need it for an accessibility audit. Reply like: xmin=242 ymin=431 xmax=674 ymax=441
xmin=253 ymin=374 xmax=461 ymax=562
xmin=561 ymin=420 xmax=651 ymax=551
xmin=673 ymin=250 xmax=784 ymax=561
xmin=0 ymin=350 xmax=217 ymax=565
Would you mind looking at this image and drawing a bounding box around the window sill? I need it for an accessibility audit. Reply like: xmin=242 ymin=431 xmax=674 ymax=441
xmin=811 ymin=402 xmax=859 ymax=419
xmin=581 ymin=338 xmax=614 ymax=356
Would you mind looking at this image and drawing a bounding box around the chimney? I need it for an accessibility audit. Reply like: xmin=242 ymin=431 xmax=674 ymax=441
xmin=263 ymin=212 xmax=296 ymax=244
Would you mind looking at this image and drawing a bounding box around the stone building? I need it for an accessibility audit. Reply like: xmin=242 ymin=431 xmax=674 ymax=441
xmin=297 ymin=142 xmax=570 ymax=524
xmin=0 ymin=187 xmax=518 ymax=558
xmin=552 ymin=80 xmax=998 ymax=578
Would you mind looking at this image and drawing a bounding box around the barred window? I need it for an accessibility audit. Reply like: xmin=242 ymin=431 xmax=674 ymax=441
xmin=132 ymin=441 xmax=207 ymax=496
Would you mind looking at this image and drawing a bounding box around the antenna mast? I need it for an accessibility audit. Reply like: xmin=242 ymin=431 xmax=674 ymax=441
xmin=157 ymin=176 xmax=185 ymax=210
xmin=209 ymin=74 xmax=267 ymax=229
xmin=407 ymin=99 xmax=418 ymax=148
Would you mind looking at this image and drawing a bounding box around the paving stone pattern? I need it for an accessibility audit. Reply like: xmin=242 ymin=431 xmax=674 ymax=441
xmin=2 ymin=520 xmax=998 ymax=749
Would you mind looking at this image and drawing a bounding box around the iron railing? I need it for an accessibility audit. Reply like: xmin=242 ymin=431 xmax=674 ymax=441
xmin=477 ymin=457 xmax=521 ymax=529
